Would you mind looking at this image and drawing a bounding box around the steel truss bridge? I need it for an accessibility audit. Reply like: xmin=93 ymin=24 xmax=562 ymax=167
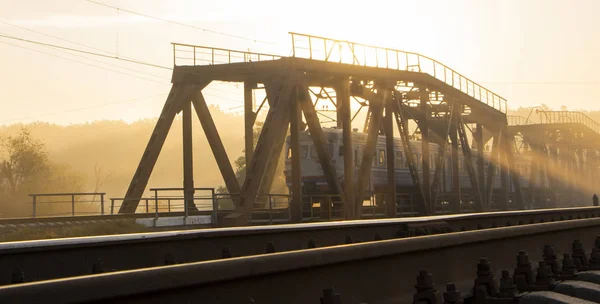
xmin=115 ymin=32 xmax=600 ymax=226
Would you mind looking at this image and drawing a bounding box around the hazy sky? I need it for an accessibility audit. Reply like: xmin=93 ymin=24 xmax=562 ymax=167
xmin=1 ymin=0 xmax=599 ymax=125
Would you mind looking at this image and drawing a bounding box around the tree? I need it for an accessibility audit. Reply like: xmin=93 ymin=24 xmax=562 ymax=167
xmin=0 ymin=128 xmax=85 ymax=217
xmin=0 ymin=128 xmax=49 ymax=196
xmin=217 ymin=121 xmax=287 ymax=194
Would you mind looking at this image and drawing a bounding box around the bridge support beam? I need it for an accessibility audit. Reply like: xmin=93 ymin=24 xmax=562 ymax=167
xmin=354 ymin=87 xmax=385 ymax=218
xmin=384 ymin=92 xmax=396 ymax=218
xmin=476 ymin=124 xmax=485 ymax=208
xmin=337 ymin=79 xmax=354 ymax=220
xmin=120 ymin=83 xmax=201 ymax=213
xmin=506 ymin=133 xmax=524 ymax=209
xmin=458 ymin=119 xmax=483 ymax=211
xmin=300 ymin=85 xmax=343 ymax=219
xmin=289 ymin=85 xmax=303 ymax=223
xmin=244 ymin=81 xmax=256 ymax=167
xmin=420 ymin=87 xmax=431 ymax=211
xmin=450 ymin=103 xmax=461 ymax=213
xmin=182 ymin=99 xmax=197 ymax=212
xmin=238 ymin=80 xmax=294 ymax=223
xmin=484 ymin=131 xmax=500 ymax=209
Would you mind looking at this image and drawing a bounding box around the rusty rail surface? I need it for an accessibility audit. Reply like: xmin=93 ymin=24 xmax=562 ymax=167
xmin=1 ymin=217 xmax=600 ymax=303
xmin=0 ymin=206 xmax=597 ymax=286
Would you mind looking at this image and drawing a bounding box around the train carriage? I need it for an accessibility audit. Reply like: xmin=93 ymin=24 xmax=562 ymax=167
xmin=284 ymin=127 xmax=538 ymax=212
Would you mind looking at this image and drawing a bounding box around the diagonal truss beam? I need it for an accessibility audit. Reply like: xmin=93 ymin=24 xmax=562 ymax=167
xmin=392 ymin=92 xmax=428 ymax=214
xmin=259 ymin=84 xmax=290 ymax=194
xmin=239 ymin=79 xmax=294 ymax=216
xmin=354 ymin=88 xmax=385 ymax=217
xmin=505 ymin=132 xmax=524 ymax=209
xmin=430 ymin=102 xmax=455 ymax=212
xmin=300 ymin=85 xmax=344 ymax=198
xmin=192 ymin=91 xmax=241 ymax=197
xmin=120 ymin=83 xmax=203 ymax=213
xmin=457 ymin=116 xmax=483 ymax=211
xmin=484 ymin=131 xmax=501 ymax=208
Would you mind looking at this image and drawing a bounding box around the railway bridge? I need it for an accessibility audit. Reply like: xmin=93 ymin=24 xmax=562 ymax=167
xmin=119 ymin=33 xmax=540 ymax=225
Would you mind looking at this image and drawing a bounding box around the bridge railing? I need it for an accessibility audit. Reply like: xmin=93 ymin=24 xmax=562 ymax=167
xmin=289 ymin=32 xmax=507 ymax=113
xmin=29 ymin=192 xmax=106 ymax=218
xmin=507 ymin=115 xmax=532 ymax=126
xmin=172 ymin=43 xmax=281 ymax=66
xmin=538 ymin=110 xmax=600 ymax=134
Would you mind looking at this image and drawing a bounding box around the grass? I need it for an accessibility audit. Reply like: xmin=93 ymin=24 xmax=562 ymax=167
xmin=0 ymin=220 xmax=151 ymax=243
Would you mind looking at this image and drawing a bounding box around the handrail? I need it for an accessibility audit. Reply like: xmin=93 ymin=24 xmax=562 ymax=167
xmin=507 ymin=115 xmax=532 ymax=126
xmin=538 ymin=110 xmax=600 ymax=135
xmin=172 ymin=42 xmax=281 ymax=66
xmin=29 ymin=192 xmax=106 ymax=218
xmin=289 ymin=32 xmax=508 ymax=113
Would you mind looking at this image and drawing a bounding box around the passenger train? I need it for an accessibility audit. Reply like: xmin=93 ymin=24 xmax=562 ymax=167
xmin=283 ymin=127 xmax=539 ymax=203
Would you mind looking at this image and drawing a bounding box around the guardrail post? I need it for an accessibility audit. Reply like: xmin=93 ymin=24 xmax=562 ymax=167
xmin=32 ymin=195 xmax=36 ymax=218
xmin=154 ymin=197 xmax=159 ymax=219
xmin=168 ymin=199 xmax=171 ymax=212
xmin=211 ymin=188 xmax=217 ymax=225
xmin=328 ymin=196 xmax=332 ymax=219
xmin=145 ymin=199 xmax=149 ymax=213
xmin=110 ymin=199 xmax=115 ymax=215
xmin=100 ymin=194 xmax=105 ymax=215
xmin=71 ymin=194 xmax=75 ymax=216
xmin=268 ymin=195 xmax=273 ymax=225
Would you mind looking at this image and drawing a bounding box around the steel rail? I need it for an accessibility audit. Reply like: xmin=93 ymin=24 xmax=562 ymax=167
xmin=0 ymin=206 xmax=597 ymax=285
xmin=1 ymin=217 xmax=599 ymax=303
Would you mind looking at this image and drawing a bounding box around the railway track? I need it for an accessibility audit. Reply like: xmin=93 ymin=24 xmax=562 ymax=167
xmin=1 ymin=212 xmax=600 ymax=303
xmin=0 ymin=207 xmax=598 ymax=287
xmin=0 ymin=211 xmax=215 ymax=230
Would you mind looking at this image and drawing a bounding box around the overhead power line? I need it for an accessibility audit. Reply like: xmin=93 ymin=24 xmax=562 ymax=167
xmin=0 ymin=33 xmax=172 ymax=70
xmin=0 ymin=39 xmax=168 ymax=84
xmin=84 ymin=0 xmax=278 ymax=45
xmin=0 ymin=18 xmax=114 ymax=55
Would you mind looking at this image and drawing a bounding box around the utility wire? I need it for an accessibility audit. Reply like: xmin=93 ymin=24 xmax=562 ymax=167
xmin=0 ymin=18 xmax=115 ymax=55
xmin=85 ymin=0 xmax=278 ymax=45
xmin=0 ymin=33 xmax=172 ymax=70
xmin=0 ymin=39 xmax=168 ymax=84
xmin=0 ymin=20 xmax=169 ymax=79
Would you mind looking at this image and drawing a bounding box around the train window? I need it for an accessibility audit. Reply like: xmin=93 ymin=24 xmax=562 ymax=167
xmin=309 ymin=144 xmax=334 ymax=159
xmin=287 ymin=145 xmax=309 ymax=159
xmin=379 ymin=150 xmax=386 ymax=166
xmin=395 ymin=151 xmax=404 ymax=168
xmin=310 ymin=146 xmax=317 ymax=158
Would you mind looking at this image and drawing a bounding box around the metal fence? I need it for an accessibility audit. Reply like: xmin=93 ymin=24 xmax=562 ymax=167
xmin=172 ymin=43 xmax=281 ymax=66
xmin=29 ymin=192 xmax=106 ymax=218
xmin=538 ymin=110 xmax=600 ymax=134
xmin=289 ymin=32 xmax=508 ymax=113
xmin=507 ymin=115 xmax=532 ymax=126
